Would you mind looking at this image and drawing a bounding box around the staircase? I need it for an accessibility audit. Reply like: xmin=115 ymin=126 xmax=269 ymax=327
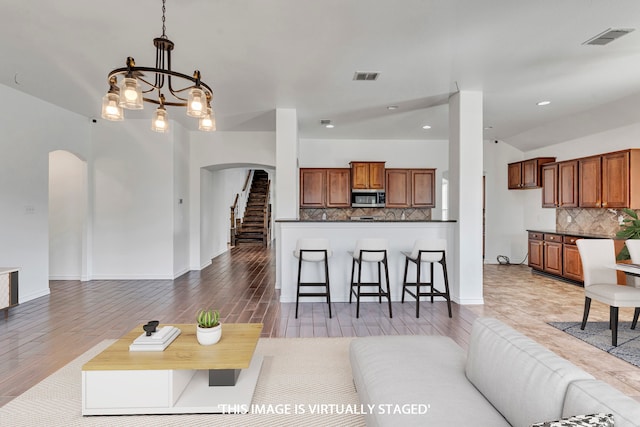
xmin=235 ymin=170 xmax=271 ymax=247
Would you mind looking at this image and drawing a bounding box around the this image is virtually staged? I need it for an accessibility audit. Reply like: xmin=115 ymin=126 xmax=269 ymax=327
xmin=2 ymin=0 xmax=640 ymax=426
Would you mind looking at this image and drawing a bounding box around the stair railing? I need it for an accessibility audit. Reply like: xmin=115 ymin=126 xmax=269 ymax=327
xmin=230 ymin=170 xmax=254 ymax=246
xmin=262 ymin=179 xmax=271 ymax=246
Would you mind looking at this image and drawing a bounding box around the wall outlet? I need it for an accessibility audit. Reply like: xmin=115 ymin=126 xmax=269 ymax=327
xmin=567 ymin=215 xmax=572 ymax=223
xmin=619 ymin=215 xmax=625 ymax=225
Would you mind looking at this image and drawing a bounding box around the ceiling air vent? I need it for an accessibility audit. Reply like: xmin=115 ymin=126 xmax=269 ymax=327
xmin=583 ymin=28 xmax=634 ymax=45
xmin=353 ymin=71 xmax=380 ymax=81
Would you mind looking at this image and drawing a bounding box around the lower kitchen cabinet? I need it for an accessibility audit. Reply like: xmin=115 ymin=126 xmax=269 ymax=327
xmin=543 ymin=234 xmax=563 ymax=276
xmin=527 ymin=231 xmax=585 ymax=284
xmin=562 ymin=236 xmax=583 ymax=282
xmin=528 ymin=232 xmax=544 ymax=270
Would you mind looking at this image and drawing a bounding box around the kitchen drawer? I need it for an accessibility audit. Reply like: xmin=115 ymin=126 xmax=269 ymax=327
xmin=563 ymin=236 xmax=580 ymax=245
xmin=544 ymin=234 xmax=562 ymax=242
xmin=529 ymin=232 xmax=543 ymax=240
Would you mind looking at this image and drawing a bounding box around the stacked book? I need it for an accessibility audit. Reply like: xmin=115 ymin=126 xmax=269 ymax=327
xmin=129 ymin=325 xmax=181 ymax=352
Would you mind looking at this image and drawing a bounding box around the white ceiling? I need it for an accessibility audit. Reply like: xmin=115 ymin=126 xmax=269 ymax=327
xmin=2 ymin=0 xmax=640 ymax=151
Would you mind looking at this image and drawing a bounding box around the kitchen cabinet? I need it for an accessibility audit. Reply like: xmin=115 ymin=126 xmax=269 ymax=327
xmin=541 ymin=149 xmax=640 ymax=209
xmin=528 ymin=231 xmax=586 ymax=283
xmin=562 ymin=236 xmax=583 ymax=282
xmin=578 ymin=155 xmax=601 ymax=208
xmin=528 ymin=232 xmax=544 ymax=270
xmin=385 ymin=168 xmax=436 ymax=208
xmin=543 ymin=233 xmax=563 ymax=276
xmin=326 ymin=169 xmax=351 ymax=207
xmin=541 ymin=163 xmax=558 ymax=208
xmin=541 ymin=161 xmax=578 ymax=208
xmin=558 ymin=160 xmax=579 ymax=207
xmin=350 ymin=162 xmax=385 ymax=190
xmin=300 ymin=168 xmax=350 ymax=208
xmin=411 ymin=169 xmax=435 ymax=207
xmin=508 ymin=157 xmax=555 ymax=189
xmin=602 ymin=150 xmax=629 ymax=208
xmin=300 ymin=169 xmax=326 ymax=207
xmin=385 ymin=169 xmax=410 ymax=207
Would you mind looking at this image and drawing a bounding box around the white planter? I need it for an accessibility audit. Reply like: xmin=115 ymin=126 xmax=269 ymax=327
xmin=196 ymin=324 xmax=222 ymax=345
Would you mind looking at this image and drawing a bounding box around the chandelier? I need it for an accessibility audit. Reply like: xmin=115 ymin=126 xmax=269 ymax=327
xmin=101 ymin=0 xmax=215 ymax=132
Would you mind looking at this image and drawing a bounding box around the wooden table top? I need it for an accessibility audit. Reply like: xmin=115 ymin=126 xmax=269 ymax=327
xmin=82 ymin=323 xmax=263 ymax=371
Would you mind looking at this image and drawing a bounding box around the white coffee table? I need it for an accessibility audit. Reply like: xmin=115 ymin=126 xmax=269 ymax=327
xmin=82 ymin=323 xmax=263 ymax=415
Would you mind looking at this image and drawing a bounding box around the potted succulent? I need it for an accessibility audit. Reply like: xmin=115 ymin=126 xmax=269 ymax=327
xmin=616 ymin=208 xmax=640 ymax=261
xmin=196 ymin=309 xmax=221 ymax=345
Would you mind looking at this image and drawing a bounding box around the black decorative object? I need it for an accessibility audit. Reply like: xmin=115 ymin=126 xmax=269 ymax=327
xmin=143 ymin=320 xmax=160 ymax=336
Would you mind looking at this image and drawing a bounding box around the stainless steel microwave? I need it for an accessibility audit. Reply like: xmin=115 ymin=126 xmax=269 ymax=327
xmin=351 ymin=190 xmax=386 ymax=208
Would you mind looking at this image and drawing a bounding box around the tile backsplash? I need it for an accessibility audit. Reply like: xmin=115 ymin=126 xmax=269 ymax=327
xmin=556 ymin=208 xmax=639 ymax=236
xmin=300 ymin=208 xmax=432 ymax=221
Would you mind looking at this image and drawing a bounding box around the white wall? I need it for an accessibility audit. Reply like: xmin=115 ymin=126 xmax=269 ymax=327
xmin=299 ymin=138 xmax=449 ymax=219
xmin=482 ymin=140 xmax=530 ymax=263
xmin=173 ymin=124 xmax=190 ymax=278
xmin=0 ymin=84 xmax=90 ymax=303
xmin=49 ymin=150 xmax=87 ymax=280
xmin=90 ymin=120 xmax=174 ymax=279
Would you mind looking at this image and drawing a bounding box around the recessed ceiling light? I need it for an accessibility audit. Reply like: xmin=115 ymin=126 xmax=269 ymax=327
xmin=537 ymin=101 xmax=551 ymax=106
xmin=387 ymin=105 xmax=399 ymax=110
xmin=422 ymin=125 xmax=431 ymax=129
xmin=325 ymin=124 xmax=334 ymax=128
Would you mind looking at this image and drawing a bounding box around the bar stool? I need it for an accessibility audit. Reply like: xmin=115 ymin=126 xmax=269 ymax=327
xmin=293 ymin=238 xmax=332 ymax=318
xmin=349 ymin=238 xmax=392 ymax=318
xmin=401 ymin=239 xmax=452 ymax=318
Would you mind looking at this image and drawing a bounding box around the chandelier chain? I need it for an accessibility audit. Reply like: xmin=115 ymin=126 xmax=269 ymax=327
xmin=161 ymin=0 xmax=167 ymax=38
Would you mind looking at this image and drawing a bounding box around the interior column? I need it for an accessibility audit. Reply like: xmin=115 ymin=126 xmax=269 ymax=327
xmin=449 ymin=91 xmax=484 ymax=304
xmin=275 ymin=108 xmax=299 ymax=290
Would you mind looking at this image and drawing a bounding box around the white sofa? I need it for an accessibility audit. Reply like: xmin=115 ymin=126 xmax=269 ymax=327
xmin=349 ymin=317 xmax=640 ymax=426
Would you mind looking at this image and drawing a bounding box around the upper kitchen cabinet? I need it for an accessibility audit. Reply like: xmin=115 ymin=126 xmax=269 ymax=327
xmin=541 ymin=163 xmax=558 ymax=208
xmin=385 ymin=169 xmax=436 ymax=208
xmin=578 ymin=155 xmax=601 ymax=208
xmin=326 ymin=169 xmax=351 ymax=207
xmin=507 ymin=157 xmax=555 ymax=189
xmin=300 ymin=168 xmax=325 ymax=207
xmin=411 ymin=169 xmax=435 ymax=207
xmin=385 ymin=169 xmax=411 ymax=207
xmin=541 ymin=160 xmax=578 ymax=208
xmin=578 ymin=149 xmax=640 ymax=209
xmin=350 ymin=162 xmax=385 ymax=190
xmin=602 ymin=150 xmax=636 ymax=208
xmin=300 ymin=168 xmax=351 ymax=208
xmin=558 ymin=160 xmax=579 ymax=207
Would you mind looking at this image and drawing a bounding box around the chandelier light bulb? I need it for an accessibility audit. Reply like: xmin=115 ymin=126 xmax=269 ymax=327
xmin=151 ymin=107 xmax=169 ymax=132
xmin=199 ymin=107 xmax=215 ymax=131
xmin=101 ymin=93 xmax=124 ymax=121
xmin=119 ymin=77 xmax=143 ymax=110
xmin=187 ymin=87 xmax=206 ymax=117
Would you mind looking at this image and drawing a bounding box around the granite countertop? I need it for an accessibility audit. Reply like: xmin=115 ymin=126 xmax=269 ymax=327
xmin=526 ymin=229 xmax=618 ymax=239
xmin=276 ymin=219 xmax=457 ymax=223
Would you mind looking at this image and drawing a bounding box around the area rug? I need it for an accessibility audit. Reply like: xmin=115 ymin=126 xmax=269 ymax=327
xmin=549 ymin=321 xmax=640 ymax=368
xmin=0 ymin=338 xmax=364 ymax=427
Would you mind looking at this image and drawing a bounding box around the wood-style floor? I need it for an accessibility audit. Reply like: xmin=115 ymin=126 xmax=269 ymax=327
xmin=1 ymin=245 xmax=640 ymax=407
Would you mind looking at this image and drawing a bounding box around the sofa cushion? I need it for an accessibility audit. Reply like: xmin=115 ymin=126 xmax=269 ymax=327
xmin=465 ymin=318 xmax=594 ymax=427
xmin=562 ymin=379 xmax=640 ymax=427
xmin=350 ymin=335 xmax=510 ymax=427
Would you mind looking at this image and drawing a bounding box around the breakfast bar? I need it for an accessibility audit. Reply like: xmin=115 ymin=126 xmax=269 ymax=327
xmin=276 ymin=220 xmax=456 ymax=303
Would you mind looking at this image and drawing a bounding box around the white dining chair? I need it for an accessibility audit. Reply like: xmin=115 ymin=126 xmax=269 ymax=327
xmin=576 ymin=239 xmax=640 ymax=346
